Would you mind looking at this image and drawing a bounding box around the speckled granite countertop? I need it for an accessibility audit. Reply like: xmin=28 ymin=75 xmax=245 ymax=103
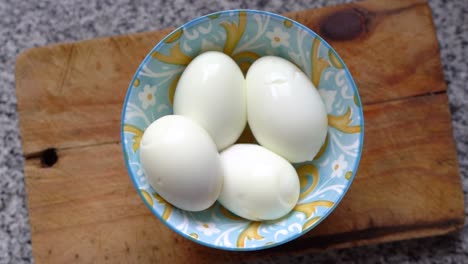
xmin=1 ymin=0 xmax=467 ymax=263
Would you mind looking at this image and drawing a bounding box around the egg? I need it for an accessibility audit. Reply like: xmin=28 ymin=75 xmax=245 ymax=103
xmin=139 ymin=115 xmax=223 ymax=211
xmin=174 ymin=51 xmax=246 ymax=151
xmin=218 ymin=144 xmax=300 ymax=221
xmin=246 ymin=56 xmax=328 ymax=163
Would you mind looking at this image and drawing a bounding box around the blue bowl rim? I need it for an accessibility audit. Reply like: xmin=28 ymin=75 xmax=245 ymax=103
xmin=121 ymin=9 xmax=365 ymax=251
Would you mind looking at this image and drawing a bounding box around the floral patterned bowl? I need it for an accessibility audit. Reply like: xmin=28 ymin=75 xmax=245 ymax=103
xmin=121 ymin=9 xmax=364 ymax=251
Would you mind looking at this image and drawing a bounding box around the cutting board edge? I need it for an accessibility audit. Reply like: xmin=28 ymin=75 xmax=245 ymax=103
xmin=280 ymin=220 xmax=464 ymax=254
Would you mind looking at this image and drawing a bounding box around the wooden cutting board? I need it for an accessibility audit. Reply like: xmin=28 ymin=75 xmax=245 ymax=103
xmin=15 ymin=0 xmax=465 ymax=263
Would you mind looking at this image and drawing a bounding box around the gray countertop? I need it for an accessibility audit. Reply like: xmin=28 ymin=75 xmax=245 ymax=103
xmin=0 ymin=0 xmax=467 ymax=263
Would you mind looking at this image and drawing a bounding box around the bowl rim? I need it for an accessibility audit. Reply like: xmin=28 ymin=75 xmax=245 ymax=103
xmin=121 ymin=8 xmax=365 ymax=251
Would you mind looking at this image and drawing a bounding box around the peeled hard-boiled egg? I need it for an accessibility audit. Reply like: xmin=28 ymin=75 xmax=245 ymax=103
xmin=246 ymin=56 xmax=328 ymax=163
xmin=174 ymin=51 xmax=246 ymax=151
xmin=139 ymin=115 xmax=223 ymax=211
xmin=218 ymin=144 xmax=300 ymax=221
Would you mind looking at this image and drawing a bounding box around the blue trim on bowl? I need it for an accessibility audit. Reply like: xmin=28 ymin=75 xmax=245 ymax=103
xmin=121 ymin=9 xmax=364 ymax=251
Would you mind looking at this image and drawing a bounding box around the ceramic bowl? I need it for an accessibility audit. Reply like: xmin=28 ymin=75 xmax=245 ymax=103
xmin=121 ymin=9 xmax=364 ymax=251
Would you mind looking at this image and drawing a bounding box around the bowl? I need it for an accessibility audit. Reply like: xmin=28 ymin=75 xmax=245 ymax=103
xmin=121 ymin=9 xmax=364 ymax=251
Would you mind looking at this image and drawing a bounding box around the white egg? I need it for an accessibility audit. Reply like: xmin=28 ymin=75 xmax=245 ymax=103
xmin=139 ymin=115 xmax=223 ymax=211
xmin=218 ymin=144 xmax=300 ymax=221
xmin=174 ymin=51 xmax=246 ymax=151
xmin=246 ymin=56 xmax=328 ymax=163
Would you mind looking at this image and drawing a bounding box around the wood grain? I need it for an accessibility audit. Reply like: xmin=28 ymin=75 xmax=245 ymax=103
xmin=16 ymin=31 xmax=171 ymax=156
xmin=16 ymin=0 xmax=445 ymax=155
xmin=287 ymin=0 xmax=446 ymax=103
xmin=24 ymin=93 xmax=464 ymax=263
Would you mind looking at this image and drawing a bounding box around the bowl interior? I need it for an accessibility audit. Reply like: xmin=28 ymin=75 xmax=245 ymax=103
xmin=122 ymin=10 xmax=363 ymax=250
